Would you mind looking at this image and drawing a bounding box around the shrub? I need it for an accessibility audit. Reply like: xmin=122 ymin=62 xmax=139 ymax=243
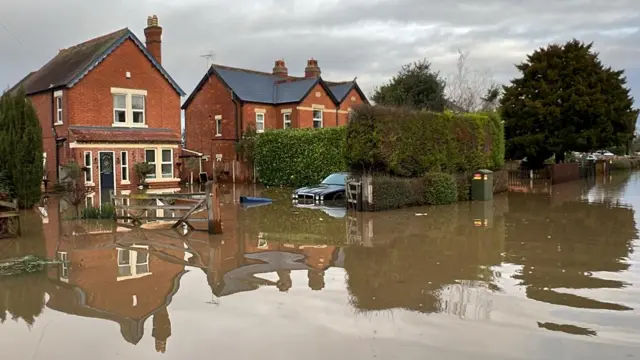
xmin=81 ymin=203 xmax=116 ymax=220
xmin=492 ymin=169 xmax=509 ymax=194
xmin=370 ymin=175 xmax=426 ymax=211
xmin=423 ymin=173 xmax=457 ymax=205
xmin=455 ymin=173 xmax=471 ymax=201
xmin=254 ymin=127 xmax=346 ymax=187
xmin=134 ymin=162 xmax=154 ymax=185
xmin=345 ymin=105 xmax=505 ymax=177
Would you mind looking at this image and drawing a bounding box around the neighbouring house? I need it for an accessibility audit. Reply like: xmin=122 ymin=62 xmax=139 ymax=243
xmin=10 ymin=15 xmax=185 ymax=202
xmin=181 ymin=59 xmax=368 ymax=180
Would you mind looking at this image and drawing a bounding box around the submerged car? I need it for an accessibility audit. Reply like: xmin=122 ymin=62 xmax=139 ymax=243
xmin=292 ymin=172 xmax=347 ymax=204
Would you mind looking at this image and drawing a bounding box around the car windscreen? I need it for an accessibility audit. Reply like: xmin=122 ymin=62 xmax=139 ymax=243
xmin=321 ymin=173 xmax=346 ymax=185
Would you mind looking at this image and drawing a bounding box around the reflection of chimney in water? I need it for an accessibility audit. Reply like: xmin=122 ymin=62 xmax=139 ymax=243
xmin=152 ymin=307 xmax=172 ymax=353
xmin=308 ymin=270 xmax=325 ymax=291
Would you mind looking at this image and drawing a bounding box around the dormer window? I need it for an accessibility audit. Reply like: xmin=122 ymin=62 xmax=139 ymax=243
xmin=111 ymin=88 xmax=147 ymax=127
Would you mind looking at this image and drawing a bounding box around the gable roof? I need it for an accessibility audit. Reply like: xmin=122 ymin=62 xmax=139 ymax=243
xmin=326 ymin=80 xmax=369 ymax=104
xmin=14 ymin=28 xmax=185 ymax=96
xmin=182 ymin=64 xmax=366 ymax=109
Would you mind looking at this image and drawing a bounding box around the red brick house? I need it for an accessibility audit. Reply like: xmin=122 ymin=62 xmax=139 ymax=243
xmin=11 ymin=15 xmax=185 ymax=202
xmin=182 ymin=59 xmax=367 ymax=179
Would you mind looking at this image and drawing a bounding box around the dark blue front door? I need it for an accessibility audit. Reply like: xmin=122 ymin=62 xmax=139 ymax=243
xmin=99 ymin=152 xmax=115 ymax=203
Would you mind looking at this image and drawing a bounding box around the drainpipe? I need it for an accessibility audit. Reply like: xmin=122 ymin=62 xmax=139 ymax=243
xmin=230 ymin=90 xmax=241 ymax=161
xmin=336 ymin=103 xmax=340 ymax=126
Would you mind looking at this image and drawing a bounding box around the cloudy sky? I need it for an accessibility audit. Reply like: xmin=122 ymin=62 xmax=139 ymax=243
xmin=1 ymin=0 xmax=639 ymax=105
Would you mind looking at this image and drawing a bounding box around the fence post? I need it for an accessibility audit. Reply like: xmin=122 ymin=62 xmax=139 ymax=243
xmin=205 ymin=181 xmax=222 ymax=234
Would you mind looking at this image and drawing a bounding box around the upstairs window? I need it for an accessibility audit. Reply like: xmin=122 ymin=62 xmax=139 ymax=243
xmin=256 ymin=113 xmax=265 ymax=133
xmin=111 ymin=88 xmax=147 ymax=127
xmin=215 ymin=115 xmax=222 ymax=136
xmin=313 ymin=110 xmax=323 ymax=128
xmin=132 ymin=95 xmax=145 ymax=124
xmin=113 ymin=95 xmax=127 ymax=123
xmin=55 ymin=95 xmax=63 ymax=124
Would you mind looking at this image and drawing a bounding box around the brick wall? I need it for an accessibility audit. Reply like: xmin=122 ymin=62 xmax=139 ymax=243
xmin=67 ymin=39 xmax=181 ymax=135
xmin=29 ymin=92 xmax=58 ymax=180
xmin=298 ymin=83 xmax=339 ymax=128
xmin=184 ymin=74 xmax=237 ymax=159
xmin=337 ymin=88 xmax=366 ymax=125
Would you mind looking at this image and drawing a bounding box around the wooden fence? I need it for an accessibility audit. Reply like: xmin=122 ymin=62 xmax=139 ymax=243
xmin=0 ymin=199 xmax=20 ymax=238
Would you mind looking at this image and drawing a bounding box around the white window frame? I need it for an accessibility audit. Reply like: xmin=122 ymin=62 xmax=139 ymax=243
xmin=117 ymin=245 xmax=151 ymax=281
xmin=283 ymin=112 xmax=292 ymax=129
xmin=132 ymin=94 xmax=145 ymax=125
xmin=111 ymin=88 xmax=148 ymax=128
xmin=57 ymin=251 xmax=69 ymax=282
xmin=84 ymin=151 xmax=93 ymax=184
xmin=55 ymin=92 xmax=63 ymax=125
xmin=256 ymin=112 xmax=265 ymax=133
xmin=113 ymin=94 xmax=127 ymax=124
xmin=145 ymin=148 xmax=174 ymax=180
xmin=145 ymin=148 xmax=157 ymax=179
xmin=120 ymin=151 xmax=129 ymax=183
xmin=313 ymin=109 xmax=323 ymax=128
xmin=215 ymin=115 xmax=222 ymax=136
xmin=161 ymin=148 xmax=173 ymax=179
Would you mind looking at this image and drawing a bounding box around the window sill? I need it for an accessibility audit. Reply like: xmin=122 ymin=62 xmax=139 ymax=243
xmin=121 ymin=180 xmax=131 ymax=185
xmin=146 ymin=178 xmax=180 ymax=183
xmin=112 ymin=123 xmax=148 ymax=128
xmin=85 ymin=182 xmax=95 ymax=187
xmin=117 ymin=272 xmax=152 ymax=282
xmin=215 ymin=134 xmax=222 ymax=137
xmin=54 ymin=122 xmax=63 ymax=126
xmin=256 ymin=130 xmax=265 ymax=133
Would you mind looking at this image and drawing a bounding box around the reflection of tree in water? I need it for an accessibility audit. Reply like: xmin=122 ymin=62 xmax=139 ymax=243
xmin=0 ymin=212 xmax=48 ymax=327
xmin=344 ymin=205 xmax=503 ymax=317
xmin=505 ymin=192 xmax=636 ymax=311
xmin=0 ymin=272 xmax=48 ymax=326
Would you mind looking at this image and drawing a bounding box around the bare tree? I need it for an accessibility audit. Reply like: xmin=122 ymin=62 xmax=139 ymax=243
xmin=446 ymin=50 xmax=498 ymax=112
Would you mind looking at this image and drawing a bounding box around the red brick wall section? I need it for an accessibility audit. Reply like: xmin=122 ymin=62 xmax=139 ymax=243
xmin=184 ymin=74 xmax=237 ymax=160
xmin=298 ymin=84 xmax=339 ymax=128
xmin=242 ymin=103 xmax=277 ymax=132
xmin=67 ymin=39 xmax=181 ymax=135
xmin=28 ymin=92 xmax=58 ymax=180
xmin=337 ymin=88 xmax=366 ymax=126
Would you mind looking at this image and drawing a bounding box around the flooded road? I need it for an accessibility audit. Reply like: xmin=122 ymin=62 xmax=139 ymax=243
xmin=1 ymin=173 xmax=639 ymax=359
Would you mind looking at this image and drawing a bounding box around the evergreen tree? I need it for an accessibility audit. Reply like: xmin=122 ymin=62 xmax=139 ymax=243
xmin=501 ymin=39 xmax=637 ymax=167
xmin=372 ymin=59 xmax=447 ymax=111
xmin=0 ymin=88 xmax=43 ymax=208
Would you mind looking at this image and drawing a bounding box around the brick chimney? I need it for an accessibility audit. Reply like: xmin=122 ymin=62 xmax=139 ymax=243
xmin=144 ymin=15 xmax=162 ymax=64
xmin=272 ymin=59 xmax=288 ymax=77
xmin=305 ymin=58 xmax=321 ymax=78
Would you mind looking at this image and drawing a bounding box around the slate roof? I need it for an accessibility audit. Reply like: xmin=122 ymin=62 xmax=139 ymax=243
xmin=69 ymin=126 xmax=181 ymax=143
xmin=182 ymin=64 xmax=367 ymax=109
xmin=13 ymin=28 xmax=185 ymax=96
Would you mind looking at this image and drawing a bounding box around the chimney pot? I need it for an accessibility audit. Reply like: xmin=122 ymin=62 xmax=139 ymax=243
xmin=305 ymin=58 xmax=321 ymax=78
xmin=273 ymin=59 xmax=288 ymax=77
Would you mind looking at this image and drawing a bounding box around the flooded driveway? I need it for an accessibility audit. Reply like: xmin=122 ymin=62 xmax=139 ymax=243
xmin=0 ymin=173 xmax=639 ymax=359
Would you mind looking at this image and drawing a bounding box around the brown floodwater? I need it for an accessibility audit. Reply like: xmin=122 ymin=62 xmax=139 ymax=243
xmin=1 ymin=174 xmax=639 ymax=359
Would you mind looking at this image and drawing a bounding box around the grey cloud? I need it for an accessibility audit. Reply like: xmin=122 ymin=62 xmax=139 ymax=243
xmin=1 ymin=0 xmax=639 ymax=103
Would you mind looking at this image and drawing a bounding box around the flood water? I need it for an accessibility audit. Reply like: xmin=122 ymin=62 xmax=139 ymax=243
xmin=1 ymin=173 xmax=640 ymax=359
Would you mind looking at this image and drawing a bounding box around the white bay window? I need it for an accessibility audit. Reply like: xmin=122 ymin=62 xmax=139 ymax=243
xmin=145 ymin=148 xmax=174 ymax=180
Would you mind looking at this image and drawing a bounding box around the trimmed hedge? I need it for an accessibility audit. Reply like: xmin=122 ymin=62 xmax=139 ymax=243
xmin=254 ymin=127 xmax=346 ymax=187
xmin=345 ymin=105 xmax=504 ymax=176
xmin=367 ymin=173 xmax=457 ymax=211
xmin=423 ymin=173 xmax=457 ymax=205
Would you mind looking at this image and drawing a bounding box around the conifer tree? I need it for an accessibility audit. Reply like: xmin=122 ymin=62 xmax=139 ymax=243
xmin=501 ymin=39 xmax=638 ymax=167
xmin=0 ymin=88 xmax=43 ymax=208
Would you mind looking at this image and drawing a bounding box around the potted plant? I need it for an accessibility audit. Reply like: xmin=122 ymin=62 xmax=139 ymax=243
xmin=134 ymin=162 xmax=154 ymax=189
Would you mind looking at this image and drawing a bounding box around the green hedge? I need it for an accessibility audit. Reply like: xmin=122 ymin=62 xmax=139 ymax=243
xmin=345 ymin=105 xmax=505 ymax=176
xmin=254 ymin=128 xmax=346 ymax=187
xmin=609 ymin=158 xmax=640 ymax=171
xmin=368 ymin=173 xmax=457 ymax=211
xmin=423 ymin=173 xmax=457 ymax=205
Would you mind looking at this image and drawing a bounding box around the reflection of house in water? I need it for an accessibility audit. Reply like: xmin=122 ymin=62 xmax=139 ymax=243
xmin=43 ymin=197 xmax=187 ymax=352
